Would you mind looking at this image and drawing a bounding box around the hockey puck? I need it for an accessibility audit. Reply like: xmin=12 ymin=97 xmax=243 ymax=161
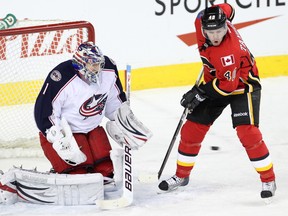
xmin=211 ymin=146 xmax=220 ymax=150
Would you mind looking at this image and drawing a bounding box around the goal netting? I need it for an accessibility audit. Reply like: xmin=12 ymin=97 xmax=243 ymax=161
xmin=0 ymin=20 xmax=95 ymax=158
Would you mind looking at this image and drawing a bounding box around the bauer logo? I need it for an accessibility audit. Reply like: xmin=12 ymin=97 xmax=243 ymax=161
xmin=124 ymin=145 xmax=132 ymax=191
xmin=21 ymin=174 xmax=48 ymax=184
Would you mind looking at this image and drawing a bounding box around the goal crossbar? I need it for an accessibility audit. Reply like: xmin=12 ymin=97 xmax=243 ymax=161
xmin=0 ymin=21 xmax=95 ymax=42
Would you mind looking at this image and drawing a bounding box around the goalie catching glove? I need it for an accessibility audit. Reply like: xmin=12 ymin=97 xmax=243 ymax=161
xmin=46 ymin=117 xmax=87 ymax=166
xmin=106 ymin=102 xmax=152 ymax=150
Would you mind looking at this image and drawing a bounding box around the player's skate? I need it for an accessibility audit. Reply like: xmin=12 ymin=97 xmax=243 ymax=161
xmin=261 ymin=181 xmax=276 ymax=204
xmin=158 ymin=175 xmax=189 ymax=192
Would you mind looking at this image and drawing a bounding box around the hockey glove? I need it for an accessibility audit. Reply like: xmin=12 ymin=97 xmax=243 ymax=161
xmin=46 ymin=118 xmax=87 ymax=166
xmin=106 ymin=102 xmax=153 ymax=150
xmin=180 ymin=85 xmax=207 ymax=110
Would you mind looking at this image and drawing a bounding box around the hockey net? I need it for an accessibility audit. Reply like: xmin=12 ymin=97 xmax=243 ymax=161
xmin=0 ymin=20 xmax=95 ymax=158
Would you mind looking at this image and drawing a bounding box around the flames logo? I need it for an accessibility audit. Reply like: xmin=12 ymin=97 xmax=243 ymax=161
xmin=79 ymin=93 xmax=108 ymax=117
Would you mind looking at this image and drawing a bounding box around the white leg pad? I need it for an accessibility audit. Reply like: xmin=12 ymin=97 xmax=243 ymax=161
xmin=1 ymin=167 xmax=104 ymax=205
xmin=0 ymin=169 xmax=17 ymax=205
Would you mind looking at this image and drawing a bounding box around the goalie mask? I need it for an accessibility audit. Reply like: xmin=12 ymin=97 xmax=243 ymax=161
xmin=72 ymin=41 xmax=105 ymax=84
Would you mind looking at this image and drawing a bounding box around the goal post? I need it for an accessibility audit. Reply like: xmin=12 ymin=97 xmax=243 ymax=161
xmin=0 ymin=20 xmax=95 ymax=158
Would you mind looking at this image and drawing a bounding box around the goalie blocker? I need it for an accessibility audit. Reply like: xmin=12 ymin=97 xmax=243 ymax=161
xmin=106 ymin=102 xmax=153 ymax=150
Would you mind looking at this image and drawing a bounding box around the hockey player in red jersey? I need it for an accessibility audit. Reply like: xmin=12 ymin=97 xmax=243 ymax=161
xmin=158 ymin=3 xmax=276 ymax=203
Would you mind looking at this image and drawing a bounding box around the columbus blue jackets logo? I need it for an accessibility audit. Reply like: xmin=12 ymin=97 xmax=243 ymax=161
xmin=79 ymin=94 xmax=108 ymax=117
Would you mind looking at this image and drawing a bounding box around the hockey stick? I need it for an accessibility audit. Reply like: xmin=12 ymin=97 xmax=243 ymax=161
xmin=208 ymin=0 xmax=215 ymax=6
xmin=95 ymin=144 xmax=133 ymax=209
xmin=157 ymin=67 xmax=204 ymax=180
xmin=96 ymin=65 xmax=133 ymax=209
xmin=125 ymin=65 xmax=131 ymax=105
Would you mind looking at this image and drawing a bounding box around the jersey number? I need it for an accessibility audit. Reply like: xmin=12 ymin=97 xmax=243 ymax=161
xmin=224 ymin=71 xmax=231 ymax=81
xmin=224 ymin=69 xmax=236 ymax=81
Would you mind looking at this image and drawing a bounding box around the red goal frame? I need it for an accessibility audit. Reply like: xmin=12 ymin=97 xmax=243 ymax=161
xmin=0 ymin=21 xmax=95 ymax=42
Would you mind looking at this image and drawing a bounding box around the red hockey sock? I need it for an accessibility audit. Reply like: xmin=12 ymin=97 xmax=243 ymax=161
xmin=236 ymin=125 xmax=275 ymax=182
xmin=176 ymin=121 xmax=210 ymax=178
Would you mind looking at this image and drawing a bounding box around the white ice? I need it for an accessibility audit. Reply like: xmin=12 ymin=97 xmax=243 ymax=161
xmin=1 ymin=76 xmax=288 ymax=216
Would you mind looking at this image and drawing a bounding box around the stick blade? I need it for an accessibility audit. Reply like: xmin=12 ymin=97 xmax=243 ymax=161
xmin=96 ymin=197 xmax=132 ymax=210
xmin=138 ymin=172 xmax=158 ymax=183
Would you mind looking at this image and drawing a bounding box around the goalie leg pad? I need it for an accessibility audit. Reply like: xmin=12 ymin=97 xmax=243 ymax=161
xmin=0 ymin=170 xmax=17 ymax=205
xmin=114 ymin=102 xmax=153 ymax=150
xmin=1 ymin=167 xmax=104 ymax=205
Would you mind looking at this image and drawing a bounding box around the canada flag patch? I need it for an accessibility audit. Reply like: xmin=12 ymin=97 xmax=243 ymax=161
xmin=221 ymin=55 xmax=235 ymax=67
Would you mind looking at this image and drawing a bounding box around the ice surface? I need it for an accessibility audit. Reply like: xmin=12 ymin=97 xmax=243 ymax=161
xmin=1 ymin=77 xmax=288 ymax=215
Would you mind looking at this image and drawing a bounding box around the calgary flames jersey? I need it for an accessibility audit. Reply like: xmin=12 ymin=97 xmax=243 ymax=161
xmin=195 ymin=3 xmax=261 ymax=98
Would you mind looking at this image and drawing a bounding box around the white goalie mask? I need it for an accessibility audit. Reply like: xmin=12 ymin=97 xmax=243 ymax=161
xmin=72 ymin=41 xmax=105 ymax=84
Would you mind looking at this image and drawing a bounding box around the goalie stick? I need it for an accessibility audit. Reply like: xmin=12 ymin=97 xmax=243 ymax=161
xmin=96 ymin=65 xmax=133 ymax=209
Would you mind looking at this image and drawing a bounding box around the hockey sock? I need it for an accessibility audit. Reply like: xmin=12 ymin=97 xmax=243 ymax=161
xmin=236 ymin=125 xmax=275 ymax=182
xmin=176 ymin=121 xmax=210 ymax=178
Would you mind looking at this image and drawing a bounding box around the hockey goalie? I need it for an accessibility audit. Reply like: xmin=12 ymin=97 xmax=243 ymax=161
xmin=0 ymin=42 xmax=152 ymax=206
